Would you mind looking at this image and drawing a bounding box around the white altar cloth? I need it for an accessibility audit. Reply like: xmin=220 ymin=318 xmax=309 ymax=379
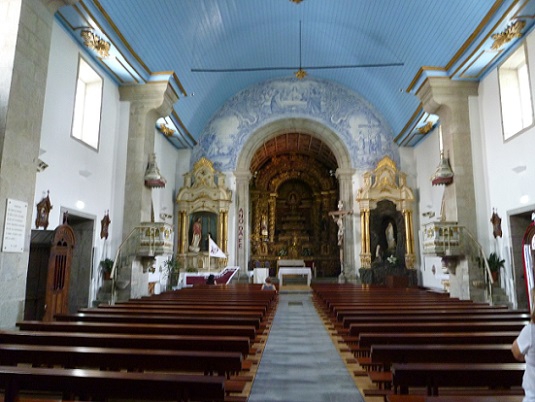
xmin=278 ymin=267 xmax=312 ymax=287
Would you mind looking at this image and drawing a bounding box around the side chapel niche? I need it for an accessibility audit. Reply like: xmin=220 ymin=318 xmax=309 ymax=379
xmin=176 ymin=158 xmax=232 ymax=270
xmin=356 ymin=156 xmax=416 ymax=286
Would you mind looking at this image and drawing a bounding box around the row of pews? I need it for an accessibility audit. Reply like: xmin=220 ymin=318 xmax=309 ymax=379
xmin=0 ymin=283 xmax=277 ymax=402
xmin=312 ymin=284 xmax=526 ymax=402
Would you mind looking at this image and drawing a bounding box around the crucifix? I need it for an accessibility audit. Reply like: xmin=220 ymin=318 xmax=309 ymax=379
xmin=329 ymin=200 xmax=353 ymax=282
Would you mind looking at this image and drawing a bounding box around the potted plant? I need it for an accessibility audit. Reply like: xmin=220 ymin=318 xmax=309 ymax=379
xmin=100 ymin=258 xmax=114 ymax=280
xmin=163 ymin=255 xmax=181 ymax=291
xmin=487 ymin=252 xmax=505 ymax=282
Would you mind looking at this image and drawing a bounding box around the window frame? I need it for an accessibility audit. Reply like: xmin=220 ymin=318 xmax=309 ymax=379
xmin=497 ymin=42 xmax=535 ymax=142
xmin=70 ymin=55 xmax=104 ymax=151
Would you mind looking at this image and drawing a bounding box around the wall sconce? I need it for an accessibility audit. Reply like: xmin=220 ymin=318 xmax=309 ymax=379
xmin=81 ymin=29 xmax=110 ymax=59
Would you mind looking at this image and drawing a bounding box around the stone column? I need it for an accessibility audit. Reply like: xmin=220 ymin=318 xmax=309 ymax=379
xmin=416 ymin=78 xmax=478 ymax=235
xmin=268 ymin=194 xmax=276 ymax=243
xmin=336 ymin=168 xmax=356 ymax=281
xmin=234 ymin=170 xmax=252 ymax=277
xmin=119 ymin=82 xmax=178 ymax=238
xmin=417 ymin=78 xmax=479 ymax=299
xmin=0 ymin=0 xmax=76 ymax=328
xmin=178 ymin=211 xmax=187 ymax=254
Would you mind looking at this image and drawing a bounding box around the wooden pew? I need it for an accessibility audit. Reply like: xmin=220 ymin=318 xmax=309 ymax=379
xmin=0 ymin=330 xmax=252 ymax=356
xmin=53 ymin=313 xmax=262 ymax=330
xmin=96 ymin=303 xmax=268 ymax=315
xmin=358 ymin=331 xmax=519 ymax=349
xmin=0 ymin=344 xmax=243 ymax=377
xmin=335 ymin=307 xmax=516 ymax=322
xmin=391 ymin=362 xmax=525 ymax=396
xmin=0 ymin=365 xmax=226 ymax=401
xmin=342 ymin=313 xmax=529 ymax=328
xmin=79 ymin=307 xmax=265 ymax=320
xmin=387 ymin=396 xmax=523 ymax=402
xmin=370 ymin=344 xmax=517 ymax=370
xmin=17 ymin=321 xmax=258 ymax=340
xmin=349 ymin=321 xmax=528 ymax=337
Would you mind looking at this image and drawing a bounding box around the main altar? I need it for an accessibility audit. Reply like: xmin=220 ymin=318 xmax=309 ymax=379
xmin=248 ymin=154 xmax=341 ymax=278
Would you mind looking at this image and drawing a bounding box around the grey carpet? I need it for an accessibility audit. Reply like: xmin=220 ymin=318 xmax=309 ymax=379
xmin=248 ymin=292 xmax=365 ymax=402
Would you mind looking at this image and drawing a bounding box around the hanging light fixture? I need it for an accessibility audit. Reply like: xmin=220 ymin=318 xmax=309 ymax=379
xmin=144 ymin=153 xmax=166 ymax=188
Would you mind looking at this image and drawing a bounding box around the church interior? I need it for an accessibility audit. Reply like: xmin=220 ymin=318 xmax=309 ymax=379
xmin=2 ymin=0 xmax=535 ymax=400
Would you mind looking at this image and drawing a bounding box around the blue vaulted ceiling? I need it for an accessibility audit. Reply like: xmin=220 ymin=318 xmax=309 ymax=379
xmin=57 ymin=0 xmax=535 ymax=148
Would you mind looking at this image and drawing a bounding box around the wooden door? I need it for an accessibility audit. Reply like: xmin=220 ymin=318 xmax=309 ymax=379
xmin=522 ymin=222 xmax=535 ymax=311
xmin=43 ymin=224 xmax=75 ymax=321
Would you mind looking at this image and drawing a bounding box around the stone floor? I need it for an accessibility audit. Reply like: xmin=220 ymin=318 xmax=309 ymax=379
xmin=248 ymin=291 xmax=366 ymax=402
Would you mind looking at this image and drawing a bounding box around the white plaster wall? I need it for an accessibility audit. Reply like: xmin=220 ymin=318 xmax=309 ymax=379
xmin=35 ymin=22 xmax=181 ymax=301
xmin=36 ymin=23 xmax=121 ymax=237
xmin=477 ymin=30 xmax=535 ymax=258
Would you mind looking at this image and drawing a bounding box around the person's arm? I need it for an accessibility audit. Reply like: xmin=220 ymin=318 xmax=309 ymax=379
xmin=512 ymin=339 xmax=526 ymax=362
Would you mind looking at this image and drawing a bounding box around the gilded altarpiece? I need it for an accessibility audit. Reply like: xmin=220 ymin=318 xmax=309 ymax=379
xmin=176 ymin=158 xmax=232 ymax=270
xmin=249 ymin=154 xmax=340 ymax=277
xmin=356 ymin=156 xmax=417 ymax=286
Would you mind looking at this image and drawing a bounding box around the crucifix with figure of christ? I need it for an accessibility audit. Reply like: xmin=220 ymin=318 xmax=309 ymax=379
xmin=329 ymin=200 xmax=352 ymax=282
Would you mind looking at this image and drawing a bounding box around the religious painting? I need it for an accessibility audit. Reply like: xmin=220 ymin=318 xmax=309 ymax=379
xmin=35 ymin=192 xmax=52 ymax=230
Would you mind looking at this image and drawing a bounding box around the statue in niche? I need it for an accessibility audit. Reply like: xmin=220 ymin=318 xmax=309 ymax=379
xmin=189 ymin=217 xmax=202 ymax=252
xmin=261 ymin=214 xmax=268 ymax=236
xmin=386 ymin=222 xmax=396 ymax=251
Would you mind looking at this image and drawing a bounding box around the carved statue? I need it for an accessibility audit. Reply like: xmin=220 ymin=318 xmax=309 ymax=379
xmin=386 ymin=222 xmax=396 ymax=250
xmin=189 ymin=217 xmax=202 ymax=252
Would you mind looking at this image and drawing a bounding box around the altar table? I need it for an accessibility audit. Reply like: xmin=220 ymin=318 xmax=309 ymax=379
xmin=278 ymin=267 xmax=312 ymax=287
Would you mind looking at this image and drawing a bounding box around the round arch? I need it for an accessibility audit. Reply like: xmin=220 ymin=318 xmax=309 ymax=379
xmin=236 ymin=117 xmax=352 ymax=172
xmin=234 ymin=117 xmax=356 ymax=282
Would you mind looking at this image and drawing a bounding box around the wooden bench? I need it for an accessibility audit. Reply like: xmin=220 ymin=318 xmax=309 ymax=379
xmin=335 ymin=307 xmax=516 ymax=321
xmin=54 ymin=313 xmax=263 ymax=329
xmin=0 ymin=343 xmax=244 ymax=377
xmin=342 ymin=313 xmax=529 ymax=328
xmin=348 ymin=321 xmax=528 ymax=337
xmin=391 ymin=362 xmax=525 ymax=395
xmin=0 ymin=330 xmax=252 ymax=356
xmin=0 ymin=365 xmax=226 ymax=401
xmin=386 ymin=395 xmax=524 ymax=402
xmin=358 ymin=331 xmax=519 ymax=349
xmin=96 ymin=303 xmax=268 ymax=315
xmin=17 ymin=321 xmax=258 ymax=339
xmin=370 ymin=344 xmax=517 ymax=370
xmin=387 ymin=396 xmax=523 ymax=402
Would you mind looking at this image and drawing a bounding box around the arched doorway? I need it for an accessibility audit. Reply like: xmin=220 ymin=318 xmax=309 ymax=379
xmin=234 ymin=118 xmax=355 ymax=280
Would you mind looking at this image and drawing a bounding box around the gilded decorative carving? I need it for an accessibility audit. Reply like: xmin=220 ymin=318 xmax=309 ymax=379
xmin=159 ymin=123 xmax=175 ymax=137
xmin=176 ymin=158 xmax=232 ymax=268
xmin=81 ymin=30 xmax=110 ymax=59
xmin=491 ymin=20 xmax=526 ymax=50
xmin=356 ymin=156 xmax=416 ymax=270
xmin=417 ymin=121 xmax=433 ymax=134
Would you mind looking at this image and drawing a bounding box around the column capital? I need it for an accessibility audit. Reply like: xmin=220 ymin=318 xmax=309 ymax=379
xmin=335 ymin=168 xmax=356 ymax=180
xmin=41 ymin=0 xmax=79 ymax=15
xmin=233 ymin=169 xmax=253 ymax=182
xmin=416 ymin=77 xmax=478 ymax=116
xmin=120 ymin=80 xmax=178 ymax=117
